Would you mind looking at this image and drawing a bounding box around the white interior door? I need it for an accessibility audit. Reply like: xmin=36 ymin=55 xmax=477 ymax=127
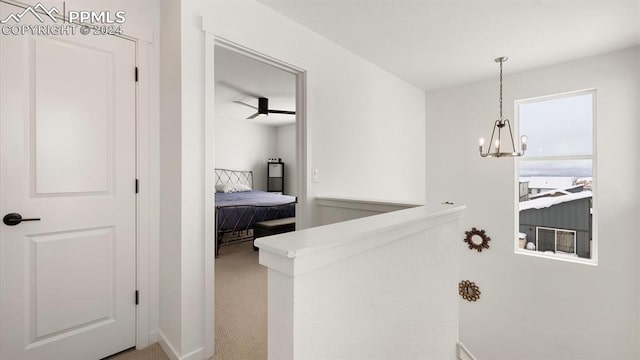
xmin=0 ymin=3 xmax=137 ymax=359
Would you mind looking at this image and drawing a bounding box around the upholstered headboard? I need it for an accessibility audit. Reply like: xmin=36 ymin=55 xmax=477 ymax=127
xmin=214 ymin=168 xmax=253 ymax=189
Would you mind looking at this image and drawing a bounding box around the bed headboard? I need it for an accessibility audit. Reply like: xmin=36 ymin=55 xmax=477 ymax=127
xmin=214 ymin=168 xmax=253 ymax=189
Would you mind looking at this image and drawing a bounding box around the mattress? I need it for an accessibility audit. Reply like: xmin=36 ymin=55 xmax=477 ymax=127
xmin=215 ymin=190 xmax=296 ymax=232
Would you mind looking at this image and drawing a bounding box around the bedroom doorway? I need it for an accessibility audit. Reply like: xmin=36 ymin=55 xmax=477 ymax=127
xmin=209 ymin=41 xmax=307 ymax=359
xmin=214 ymin=45 xmax=299 ymax=253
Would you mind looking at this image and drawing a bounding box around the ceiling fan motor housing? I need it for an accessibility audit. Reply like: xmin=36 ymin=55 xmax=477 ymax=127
xmin=258 ymin=97 xmax=269 ymax=115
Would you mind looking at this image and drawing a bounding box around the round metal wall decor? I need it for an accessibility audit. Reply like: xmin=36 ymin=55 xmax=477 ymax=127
xmin=459 ymin=280 xmax=481 ymax=302
xmin=464 ymin=227 xmax=490 ymax=252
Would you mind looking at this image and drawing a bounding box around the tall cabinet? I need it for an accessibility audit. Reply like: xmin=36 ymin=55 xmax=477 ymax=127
xmin=267 ymin=161 xmax=284 ymax=193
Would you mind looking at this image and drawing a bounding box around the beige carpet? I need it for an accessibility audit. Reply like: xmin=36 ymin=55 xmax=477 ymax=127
xmin=214 ymin=241 xmax=268 ymax=360
xmin=104 ymin=343 xmax=168 ymax=360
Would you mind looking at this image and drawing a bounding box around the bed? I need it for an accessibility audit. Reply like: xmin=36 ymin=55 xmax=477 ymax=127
xmin=215 ymin=168 xmax=296 ymax=256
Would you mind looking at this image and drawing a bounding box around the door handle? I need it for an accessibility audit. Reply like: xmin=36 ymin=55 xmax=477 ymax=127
xmin=3 ymin=213 xmax=41 ymax=226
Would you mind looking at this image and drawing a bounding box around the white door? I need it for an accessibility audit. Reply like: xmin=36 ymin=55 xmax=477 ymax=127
xmin=0 ymin=2 xmax=137 ymax=359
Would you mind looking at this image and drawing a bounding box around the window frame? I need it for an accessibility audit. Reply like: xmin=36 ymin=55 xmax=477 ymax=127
xmin=514 ymin=89 xmax=598 ymax=266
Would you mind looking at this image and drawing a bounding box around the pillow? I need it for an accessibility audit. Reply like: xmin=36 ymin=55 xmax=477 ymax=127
xmin=224 ymin=183 xmax=252 ymax=193
xmin=216 ymin=183 xmax=252 ymax=193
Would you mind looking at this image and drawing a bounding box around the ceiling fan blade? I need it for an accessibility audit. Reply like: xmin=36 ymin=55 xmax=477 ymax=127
xmin=233 ymin=100 xmax=258 ymax=110
xmin=246 ymin=112 xmax=260 ymax=120
xmin=268 ymin=109 xmax=296 ymax=115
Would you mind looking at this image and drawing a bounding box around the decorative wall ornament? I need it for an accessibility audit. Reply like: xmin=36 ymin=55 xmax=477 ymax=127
xmin=459 ymin=280 xmax=481 ymax=302
xmin=464 ymin=227 xmax=491 ymax=252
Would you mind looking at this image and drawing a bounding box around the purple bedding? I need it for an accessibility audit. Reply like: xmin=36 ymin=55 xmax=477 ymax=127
xmin=215 ymin=190 xmax=296 ymax=233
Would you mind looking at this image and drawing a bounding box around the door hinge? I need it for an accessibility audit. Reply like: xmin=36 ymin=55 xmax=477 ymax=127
xmin=135 ymin=67 xmax=139 ymax=82
xmin=135 ymin=290 xmax=139 ymax=305
xmin=135 ymin=179 xmax=139 ymax=194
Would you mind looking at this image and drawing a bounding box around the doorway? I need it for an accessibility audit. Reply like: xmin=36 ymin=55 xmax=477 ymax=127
xmin=206 ymin=39 xmax=307 ymax=358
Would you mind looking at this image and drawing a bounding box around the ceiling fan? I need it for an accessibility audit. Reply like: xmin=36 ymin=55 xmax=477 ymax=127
xmin=233 ymin=97 xmax=296 ymax=120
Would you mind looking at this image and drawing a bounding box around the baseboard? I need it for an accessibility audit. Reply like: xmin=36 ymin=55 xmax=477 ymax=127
xmin=158 ymin=331 xmax=205 ymax=360
xmin=181 ymin=347 xmax=205 ymax=360
xmin=158 ymin=331 xmax=180 ymax=360
xmin=457 ymin=342 xmax=477 ymax=360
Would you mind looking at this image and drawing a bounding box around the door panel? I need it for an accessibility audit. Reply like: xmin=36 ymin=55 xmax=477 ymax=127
xmin=33 ymin=37 xmax=114 ymax=195
xmin=31 ymin=227 xmax=115 ymax=339
xmin=0 ymin=2 xmax=137 ymax=359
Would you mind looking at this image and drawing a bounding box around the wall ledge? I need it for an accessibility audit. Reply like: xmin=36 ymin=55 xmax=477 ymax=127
xmin=316 ymin=196 xmax=422 ymax=213
xmin=255 ymin=203 xmax=465 ymax=276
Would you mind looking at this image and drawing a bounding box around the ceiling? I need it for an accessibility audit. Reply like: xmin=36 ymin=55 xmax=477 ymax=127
xmin=215 ymin=46 xmax=296 ymax=126
xmin=256 ymin=0 xmax=640 ymax=90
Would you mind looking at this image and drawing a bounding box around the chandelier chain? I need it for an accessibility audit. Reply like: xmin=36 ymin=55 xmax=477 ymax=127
xmin=499 ymin=59 xmax=503 ymax=120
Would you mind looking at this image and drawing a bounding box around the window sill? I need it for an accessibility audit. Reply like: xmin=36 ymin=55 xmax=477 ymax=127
xmin=515 ymin=248 xmax=598 ymax=266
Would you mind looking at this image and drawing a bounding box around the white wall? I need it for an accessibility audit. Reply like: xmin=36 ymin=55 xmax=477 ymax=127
xmin=275 ymin=124 xmax=296 ymax=195
xmin=292 ymin=229 xmax=458 ymax=359
xmin=426 ymin=47 xmax=640 ymax=359
xmin=158 ymin=0 xmax=185 ymax=356
xmin=215 ymin=118 xmax=277 ymax=191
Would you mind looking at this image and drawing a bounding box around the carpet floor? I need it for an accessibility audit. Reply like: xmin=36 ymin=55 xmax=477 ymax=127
xmin=104 ymin=344 xmax=168 ymax=360
xmin=214 ymin=241 xmax=268 ymax=360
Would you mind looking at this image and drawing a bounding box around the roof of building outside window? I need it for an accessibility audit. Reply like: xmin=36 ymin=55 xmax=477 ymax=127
xmin=520 ymin=176 xmax=576 ymax=190
xmin=520 ymin=191 xmax=592 ymax=211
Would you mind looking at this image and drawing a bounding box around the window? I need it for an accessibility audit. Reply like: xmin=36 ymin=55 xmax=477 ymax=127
xmin=516 ymin=90 xmax=596 ymax=263
xmin=536 ymin=227 xmax=576 ymax=256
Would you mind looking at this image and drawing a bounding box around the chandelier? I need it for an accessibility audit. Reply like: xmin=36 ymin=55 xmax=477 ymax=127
xmin=478 ymin=57 xmax=527 ymax=158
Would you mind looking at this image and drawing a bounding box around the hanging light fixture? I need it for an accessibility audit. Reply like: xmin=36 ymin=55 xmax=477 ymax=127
xmin=479 ymin=57 xmax=527 ymax=158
